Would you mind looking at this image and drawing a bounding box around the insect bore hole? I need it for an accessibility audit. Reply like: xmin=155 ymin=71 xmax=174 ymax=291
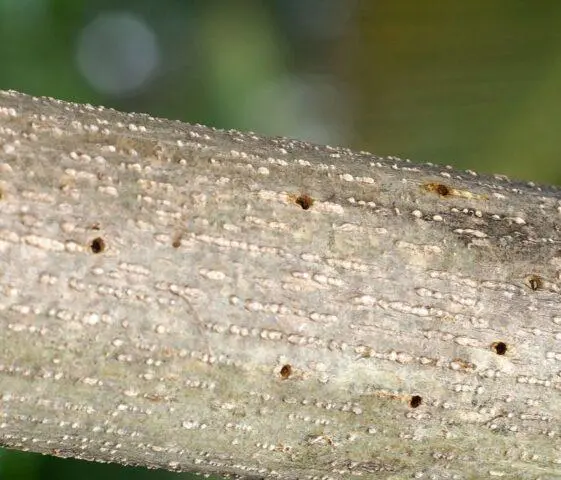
xmin=526 ymin=274 xmax=543 ymax=291
xmin=492 ymin=341 xmax=507 ymax=355
xmin=409 ymin=395 xmax=422 ymax=408
xmin=280 ymin=364 xmax=292 ymax=379
xmin=90 ymin=237 xmax=106 ymax=254
xmin=423 ymin=182 xmax=451 ymax=196
xmin=295 ymin=194 xmax=314 ymax=210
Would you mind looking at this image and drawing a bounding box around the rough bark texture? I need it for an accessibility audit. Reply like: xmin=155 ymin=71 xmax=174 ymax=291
xmin=1 ymin=89 xmax=561 ymax=479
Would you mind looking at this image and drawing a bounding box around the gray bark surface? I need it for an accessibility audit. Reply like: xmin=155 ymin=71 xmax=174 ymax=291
xmin=1 ymin=89 xmax=561 ymax=479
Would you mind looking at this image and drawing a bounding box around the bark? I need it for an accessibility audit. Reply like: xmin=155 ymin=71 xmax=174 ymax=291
xmin=1 ymin=88 xmax=561 ymax=480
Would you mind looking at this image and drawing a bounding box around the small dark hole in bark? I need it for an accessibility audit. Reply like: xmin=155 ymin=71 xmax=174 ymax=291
xmin=296 ymin=195 xmax=313 ymax=210
xmin=280 ymin=364 xmax=292 ymax=379
xmin=410 ymin=395 xmax=422 ymax=408
xmin=423 ymin=182 xmax=451 ymax=196
xmin=90 ymin=237 xmax=105 ymax=254
xmin=492 ymin=342 xmax=507 ymax=355
xmin=527 ymin=275 xmax=543 ymax=291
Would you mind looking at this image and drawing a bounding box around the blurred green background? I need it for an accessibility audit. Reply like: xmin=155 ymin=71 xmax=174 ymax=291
xmin=1 ymin=0 xmax=561 ymax=478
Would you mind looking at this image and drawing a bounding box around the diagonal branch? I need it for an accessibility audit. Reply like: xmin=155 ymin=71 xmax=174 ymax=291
xmin=1 ymin=89 xmax=560 ymax=479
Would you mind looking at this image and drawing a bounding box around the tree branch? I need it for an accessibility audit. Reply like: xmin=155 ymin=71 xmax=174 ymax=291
xmin=1 ymin=89 xmax=560 ymax=479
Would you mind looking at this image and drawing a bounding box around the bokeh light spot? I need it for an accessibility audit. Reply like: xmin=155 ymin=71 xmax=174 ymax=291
xmin=76 ymin=11 xmax=160 ymax=96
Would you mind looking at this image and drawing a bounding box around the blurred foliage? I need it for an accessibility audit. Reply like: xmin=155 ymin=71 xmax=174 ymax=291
xmin=1 ymin=1 xmax=561 ymax=479
xmin=346 ymin=1 xmax=561 ymax=183
xmin=0 ymin=448 xmax=213 ymax=480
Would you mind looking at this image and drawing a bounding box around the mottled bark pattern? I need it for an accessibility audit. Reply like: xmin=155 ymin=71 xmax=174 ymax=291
xmin=1 ymin=89 xmax=561 ymax=479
